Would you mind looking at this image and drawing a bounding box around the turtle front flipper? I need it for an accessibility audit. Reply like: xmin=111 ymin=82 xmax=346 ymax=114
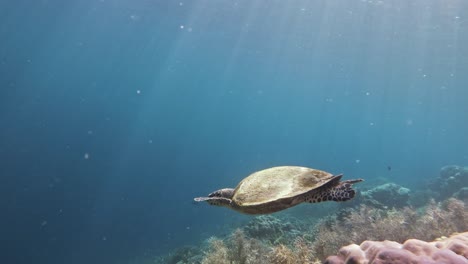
xmin=194 ymin=188 xmax=235 ymax=208
xmin=304 ymin=177 xmax=363 ymax=203
xmin=194 ymin=196 xmax=233 ymax=207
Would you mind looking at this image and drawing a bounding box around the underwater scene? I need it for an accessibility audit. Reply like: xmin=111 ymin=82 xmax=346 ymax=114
xmin=1 ymin=0 xmax=468 ymax=263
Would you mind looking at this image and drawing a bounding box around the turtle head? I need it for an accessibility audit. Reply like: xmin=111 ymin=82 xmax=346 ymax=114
xmin=208 ymin=188 xmax=235 ymax=199
xmin=194 ymin=188 xmax=235 ymax=208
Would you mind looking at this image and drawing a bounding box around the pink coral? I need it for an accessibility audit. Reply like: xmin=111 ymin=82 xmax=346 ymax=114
xmin=324 ymin=232 xmax=468 ymax=264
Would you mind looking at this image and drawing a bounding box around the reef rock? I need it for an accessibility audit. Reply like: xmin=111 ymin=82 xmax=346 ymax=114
xmin=324 ymin=232 xmax=468 ymax=264
xmin=454 ymin=187 xmax=468 ymax=201
xmin=429 ymin=165 xmax=468 ymax=200
xmin=440 ymin=165 xmax=468 ymax=179
xmin=360 ymin=183 xmax=410 ymax=208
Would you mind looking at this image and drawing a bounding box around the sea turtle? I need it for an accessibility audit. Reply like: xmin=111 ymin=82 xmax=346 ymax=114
xmin=194 ymin=166 xmax=363 ymax=214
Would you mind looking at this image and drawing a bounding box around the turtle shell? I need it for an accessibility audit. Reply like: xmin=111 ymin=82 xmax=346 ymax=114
xmin=232 ymin=166 xmax=334 ymax=207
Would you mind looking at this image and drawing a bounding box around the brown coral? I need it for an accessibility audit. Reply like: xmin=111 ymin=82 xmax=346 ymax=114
xmin=269 ymin=237 xmax=315 ymax=264
xmin=269 ymin=244 xmax=296 ymax=264
xmin=201 ymin=237 xmax=230 ymax=264
xmin=201 ymin=229 xmax=270 ymax=264
xmin=324 ymin=232 xmax=468 ymax=264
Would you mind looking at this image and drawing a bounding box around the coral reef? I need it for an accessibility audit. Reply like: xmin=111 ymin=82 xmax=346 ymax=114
xmin=199 ymin=228 xmax=318 ymax=264
xmin=153 ymin=198 xmax=467 ymax=264
xmin=360 ymin=183 xmax=411 ymax=208
xmin=201 ymin=238 xmax=230 ymax=264
xmin=324 ymin=232 xmax=468 ymax=264
xmin=408 ymin=189 xmax=434 ymax=207
xmin=197 ymin=199 xmax=468 ymax=263
xmin=150 ymin=165 xmax=468 ymax=264
xmin=268 ymin=237 xmax=316 ymax=264
xmin=440 ymin=165 xmax=468 ymax=179
xmin=151 ymin=199 xmax=467 ymax=264
xmin=242 ymin=215 xmax=308 ymax=245
xmin=429 ymin=165 xmax=468 ymax=200
xmin=201 ymin=229 xmax=270 ymax=264
xmin=150 ymin=245 xmax=202 ymax=264
xmin=310 ymin=198 xmax=467 ymax=260
xmin=455 ymin=187 xmax=468 ymax=201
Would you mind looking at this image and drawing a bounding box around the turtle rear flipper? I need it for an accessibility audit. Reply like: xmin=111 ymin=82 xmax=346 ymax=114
xmin=305 ymin=178 xmax=363 ymax=203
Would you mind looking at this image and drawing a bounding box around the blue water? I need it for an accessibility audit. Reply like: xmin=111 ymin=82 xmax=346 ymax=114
xmin=1 ymin=1 xmax=467 ymax=263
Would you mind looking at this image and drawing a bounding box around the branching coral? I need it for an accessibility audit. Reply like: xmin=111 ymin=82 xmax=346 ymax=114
xmin=200 ymin=229 xmax=318 ymax=264
xmin=293 ymin=237 xmax=315 ymax=263
xmin=201 ymin=237 xmax=230 ymax=264
xmin=242 ymin=215 xmax=305 ymax=245
xmin=268 ymin=237 xmax=316 ymax=264
xmin=269 ymin=244 xmax=296 ymax=264
xmin=229 ymin=229 xmax=270 ymax=264
xmin=243 ymin=215 xmax=285 ymax=243
xmin=412 ymin=198 xmax=468 ymax=240
xmin=201 ymin=229 xmax=270 ymax=264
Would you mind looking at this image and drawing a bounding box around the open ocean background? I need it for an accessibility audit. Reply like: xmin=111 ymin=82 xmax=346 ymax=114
xmin=1 ymin=0 xmax=467 ymax=263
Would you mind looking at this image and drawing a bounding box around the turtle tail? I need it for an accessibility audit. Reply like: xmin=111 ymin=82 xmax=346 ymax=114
xmin=305 ymin=176 xmax=363 ymax=203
